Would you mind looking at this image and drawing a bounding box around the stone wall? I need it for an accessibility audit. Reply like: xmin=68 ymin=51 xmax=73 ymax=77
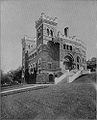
xmin=60 ymin=38 xmax=87 ymax=71
xmin=36 ymin=72 xmax=49 ymax=83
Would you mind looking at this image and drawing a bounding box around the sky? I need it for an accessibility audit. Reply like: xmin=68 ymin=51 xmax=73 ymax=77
xmin=1 ymin=0 xmax=97 ymax=73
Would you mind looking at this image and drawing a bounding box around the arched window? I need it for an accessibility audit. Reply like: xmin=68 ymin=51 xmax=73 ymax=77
xmin=63 ymin=44 xmax=66 ymax=49
xmin=67 ymin=45 xmax=69 ymax=50
xmin=48 ymin=63 xmax=52 ymax=69
xmin=47 ymin=28 xmax=49 ymax=36
xmin=50 ymin=30 xmax=53 ymax=37
xmin=77 ymin=56 xmax=80 ymax=63
xmin=70 ymin=46 xmax=72 ymax=51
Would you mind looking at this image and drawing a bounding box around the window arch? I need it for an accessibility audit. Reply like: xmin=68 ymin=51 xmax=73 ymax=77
xmin=63 ymin=44 xmax=66 ymax=49
xmin=70 ymin=46 xmax=72 ymax=51
xmin=77 ymin=56 xmax=80 ymax=63
xmin=48 ymin=62 xmax=52 ymax=69
xmin=50 ymin=30 xmax=53 ymax=37
xmin=67 ymin=45 xmax=69 ymax=50
xmin=47 ymin=28 xmax=49 ymax=36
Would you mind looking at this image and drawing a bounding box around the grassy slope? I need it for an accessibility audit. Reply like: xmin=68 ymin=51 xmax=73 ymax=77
xmin=1 ymin=73 xmax=96 ymax=120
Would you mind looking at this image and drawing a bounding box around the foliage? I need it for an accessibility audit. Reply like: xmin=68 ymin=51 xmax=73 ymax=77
xmin=10 ymin=67 xmax=22 ymax=84
xmin=1 ymin=70 xmax=12 ymax=86
xmin=1 ymin=67 xmax=22 ymax=87
xmin=87 ymin=57 xmax=97 ymax=72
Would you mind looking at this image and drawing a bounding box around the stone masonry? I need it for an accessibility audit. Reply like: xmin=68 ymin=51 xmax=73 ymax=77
xmin=21 ymin=13 xmax=87 ymax=84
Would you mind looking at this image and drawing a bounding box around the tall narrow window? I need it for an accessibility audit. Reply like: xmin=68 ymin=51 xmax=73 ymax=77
xmin=47 ymin=28 xmax=49 ymax=36
xmin=28 ymin=45 xmax=30 ymax=49
xmin=67 ymin=45 xmax=69 ymax=50
xmin=70 ymin=46 xmax=72 ymax=51
xmin=77 ymin=64 xmax=79 ymax=70
xmin=63 ymin=44 xmax=66 ymax=49
xmin=50 ymin=30 xmax=53 ymax=37
xmin=77 ymin=56 xmax=80 ymax=63
xmin=48 ymin=63 xmax=52 ymax=69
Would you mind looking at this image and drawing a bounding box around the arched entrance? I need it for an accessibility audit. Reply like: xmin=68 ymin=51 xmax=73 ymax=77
xmin=63 ymin=55 xmax=75 ymax=71
xmin=49 ymin=74 xmax=54 ymax=83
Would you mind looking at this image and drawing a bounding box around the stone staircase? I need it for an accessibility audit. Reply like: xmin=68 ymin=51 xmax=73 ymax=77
xmin=55 ymin=71 xmax=69 ymax=84
xmin=68 ymin=68 xmax=83 ymax=83
xmin=55 ymin=67 xmax=89 ymax=84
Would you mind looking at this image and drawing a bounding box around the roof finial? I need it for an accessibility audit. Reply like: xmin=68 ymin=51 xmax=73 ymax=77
xmin=41 ymin=12 xmax=45 ymax=18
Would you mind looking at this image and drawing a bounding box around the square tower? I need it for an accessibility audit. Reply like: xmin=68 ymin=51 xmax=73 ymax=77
xmin=35 ymin=13 xmax=57 ymax=47
xmin=35 ymin=13 xmax=60 ymax=83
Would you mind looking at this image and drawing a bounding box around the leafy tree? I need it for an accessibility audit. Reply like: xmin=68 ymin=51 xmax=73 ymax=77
xmin=9 ymin=67 xmax=22 ymax=84
xmin=1 ymin=67 xmax=22 ymax=87
xmin=87 ymin=57 xmax=97 ymax=72
xmin=1 ymin=70 xmax=12 ymax=86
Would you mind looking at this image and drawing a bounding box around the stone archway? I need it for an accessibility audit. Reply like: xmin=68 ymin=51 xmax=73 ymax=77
xmin=63 ymin=55 xmax=75 ymax=71
xmin=49 ymin=74 xmax=54 ymax=83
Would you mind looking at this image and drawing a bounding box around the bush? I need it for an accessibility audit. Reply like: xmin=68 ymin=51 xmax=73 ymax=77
xmin=1 ymin=67 xmax=22 ymax=87
xmin=1 ymin=70 xmax=12 ymax=86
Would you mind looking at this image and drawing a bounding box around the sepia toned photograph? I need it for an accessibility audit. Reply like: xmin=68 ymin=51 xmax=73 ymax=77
xmin=1 ymin=0 xmax=97 ymax=120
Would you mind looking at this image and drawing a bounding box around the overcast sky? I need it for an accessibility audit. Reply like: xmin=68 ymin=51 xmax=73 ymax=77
xmin=1 ymin=0 xmax=97 ymax=73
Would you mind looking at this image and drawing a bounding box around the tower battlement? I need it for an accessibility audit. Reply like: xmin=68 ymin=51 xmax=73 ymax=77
xmin=35 ymin=13 xmax=57 ymax=28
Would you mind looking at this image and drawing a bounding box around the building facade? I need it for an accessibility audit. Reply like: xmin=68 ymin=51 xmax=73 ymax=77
xmin=22 ymin=13 xmax=87 ymax=84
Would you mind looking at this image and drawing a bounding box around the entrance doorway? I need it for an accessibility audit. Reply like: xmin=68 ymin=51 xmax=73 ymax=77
xmin=63 ymin=55 xmax=74 ymax=71
xmin=49 ymin=74 xmax=54 ymax=83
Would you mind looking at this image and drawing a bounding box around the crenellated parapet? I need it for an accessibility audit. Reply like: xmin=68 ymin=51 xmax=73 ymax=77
xmin=35 ymin=13 xmax=57 ymax=28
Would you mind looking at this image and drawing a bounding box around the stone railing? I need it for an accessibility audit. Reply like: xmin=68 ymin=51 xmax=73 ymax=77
xmin=55 ymin=71 xmax=69 ymax=84
xmin=68 ymin=68 xmax=90 ymax=83
xmin=55 ymin=67 xmax=90 ymax=84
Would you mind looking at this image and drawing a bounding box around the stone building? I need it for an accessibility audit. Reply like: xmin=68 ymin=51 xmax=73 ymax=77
xmin=21 ymin=13 xmax=87 ymax=84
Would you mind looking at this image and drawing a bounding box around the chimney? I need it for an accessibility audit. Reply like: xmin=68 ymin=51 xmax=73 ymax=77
xmin=64 ymin=27 xmax=69 ymax=37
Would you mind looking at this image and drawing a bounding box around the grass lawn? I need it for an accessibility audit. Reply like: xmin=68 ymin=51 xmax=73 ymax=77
xmin=1 ymin=83 xmax=35 ymax=91
xmin=1 ymin=72 xmax=96 ymax=120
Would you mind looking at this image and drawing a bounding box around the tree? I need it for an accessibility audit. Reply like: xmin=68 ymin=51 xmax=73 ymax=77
xmin=1 ymin=69 xmax=12 ymax=86
xmin=87 ymin=57 xmax=97 ymax=72
xmin=10 ymin=67 xmax=22 ymax=84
